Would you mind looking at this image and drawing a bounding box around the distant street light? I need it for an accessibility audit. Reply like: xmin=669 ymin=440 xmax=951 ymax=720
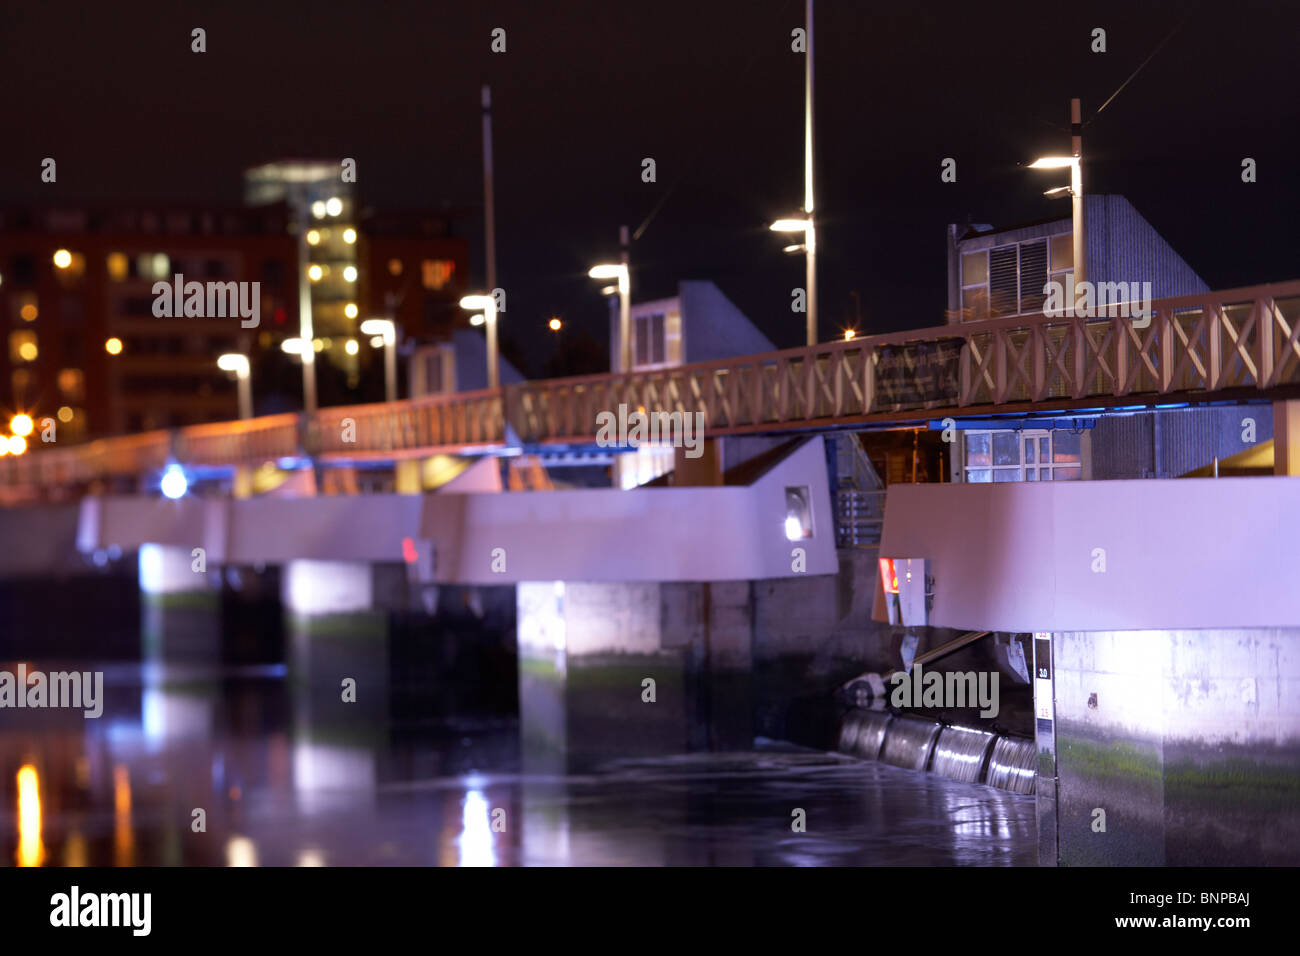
xmin=548 ymin=317 xmax=562 ymax=332
xmin=360 ymin=318 xmax=399 ymax=403
xmin=217 ymin=354 xmax=252 ymax=420
xmin=10 ymin=414 xmax=33 ymax=438
xmin=770 ymin=218 xmax=811 ymax=233
xmin=1028 ymin=98 xmax=1086 ymax=286
xmin=589 ymin=231 xmax=631 ymax=372
xmin=771 ymin=210 xmax=817 ymax=346
xmin=460 ymin=294 xmax=499 ymax=389
xmin=7 ymin=435 xmax=27 ymax=456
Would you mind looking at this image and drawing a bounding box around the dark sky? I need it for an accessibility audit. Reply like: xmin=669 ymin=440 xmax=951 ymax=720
xmin=3 ymin=0 xmax=1298 ymax=376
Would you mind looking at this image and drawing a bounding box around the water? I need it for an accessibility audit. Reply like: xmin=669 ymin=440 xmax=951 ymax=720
xmin=0 ymin=658 xmax=1037 ymax=866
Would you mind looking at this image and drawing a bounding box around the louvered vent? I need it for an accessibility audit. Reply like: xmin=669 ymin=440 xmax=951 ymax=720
xmin=989 ymin=246 xmax=1018 ymax=316
xmin=1019 ymin=239 xmax=1048 ymax=313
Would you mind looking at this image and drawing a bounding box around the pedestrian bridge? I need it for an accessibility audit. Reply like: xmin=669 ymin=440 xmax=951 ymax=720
xmin=1 ymin=280 xmax=1297 ymax=497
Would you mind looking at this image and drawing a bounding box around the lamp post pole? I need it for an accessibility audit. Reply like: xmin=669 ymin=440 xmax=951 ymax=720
xmin=482 ymin=86 xmax=500 ymax=390
xmin=1070 ymin=97 xmax=1085 ymax=287
xmin=619 ymin=226 xmax=631 ymax=372
xmin=297 ymin=227 xmax=317 ymax=413
xmin=804 ymin=0 xmax=817 ymax=347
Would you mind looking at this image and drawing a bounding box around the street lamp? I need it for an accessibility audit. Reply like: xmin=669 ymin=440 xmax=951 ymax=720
xmin=217 ymin=354 xmax=252 ymax=420
xmin=460 ymin=294 xmax=499 ymax=389
xmin=770 ymin=215 xmax=817 ymax=346
xmin=1028 ymin=98 xmax=1085 ymax=286
xmin=769 ymin=0 xmax=817 ymax=347
xmin=360 ymin=318 xmax=399 ymax=403
xmin=589 ymin=260 xmax=630 ymax=372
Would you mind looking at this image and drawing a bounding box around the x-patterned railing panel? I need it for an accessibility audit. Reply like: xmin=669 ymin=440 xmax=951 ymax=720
xmin=2 ymin=282 xmax=1298 ymax=493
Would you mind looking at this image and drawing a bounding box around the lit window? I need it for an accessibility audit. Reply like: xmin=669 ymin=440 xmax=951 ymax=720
xmin=633 ymin=313 xmax=666 ymax=366
xmin=308 ymin=264 xmax=323 ymax=282
xmin=344 ymin=303 xmax=358 ymax=319
xmin=135 ymin=253 xmax=169 ymax=281
xmin=17 ymin=293 xmax=38 ymax=322
xmin=421 ymin=259 xmax=454 ymax=290
xmin=307 ymin=229 xmax=321 ymax=246
xmin=388 ymin=259 xmax=403 ymax=276
xmin=311 ymin=201 xmax=326 ymax=218
xmin=343 ymin=228 xmax=357 ymax=244
xmin=325 ymin=198 xmax=343 ymax=217
xmin=107 ymin=252 xmax=128 ymax=281
xmin=10 ymin=330 xmax=38 ymax=363
xmin=52 ymin=249 xmax=86 ymax=276
xmin=343 ymin=266 xmax=357 ymax=282
xmin=58 ymin=368 xmax=85 ymax=402
xmin=962 ymin=429 xmax=1085 ymax=482
xmin=105 ymin=337 xmax=123 ymax=355
xmin=57 ymin=406 xmax=74 ymax=423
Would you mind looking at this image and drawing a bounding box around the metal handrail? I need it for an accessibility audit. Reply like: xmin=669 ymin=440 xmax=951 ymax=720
xmin=2 ymin=280 xmax=1297 ymax=493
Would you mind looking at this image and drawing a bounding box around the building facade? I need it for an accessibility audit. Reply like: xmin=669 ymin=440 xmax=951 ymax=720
xmin=946 ymin=194 xmax=1209 ymax=324
xmin=0 ymin=202 xmax=298 ymax=439
xmin=939 ymin=195 xmax=1256 ymax=484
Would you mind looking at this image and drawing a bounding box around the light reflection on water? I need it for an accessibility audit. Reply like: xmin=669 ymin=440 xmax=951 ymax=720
xmin=0 ymin=660 xmax=1036 ymax=867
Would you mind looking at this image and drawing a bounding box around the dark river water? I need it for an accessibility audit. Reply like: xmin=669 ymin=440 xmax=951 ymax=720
xmin=0 ymin=656 xmax=1035 ymax=867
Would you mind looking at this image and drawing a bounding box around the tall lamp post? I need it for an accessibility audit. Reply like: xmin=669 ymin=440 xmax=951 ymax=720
xmin=217 ymin=354 xmax=252 ymax=420
xmin=459 ymin=294 xmax=499 ymax=389
xmin=297 ymin=230 xmax=318 ymax=413
xmin=770 ymin=0 xmax=817 ymax=347
xmin=589 ymin=252 xmax=630 ymax=373
xmin=360 ymin=318 xmax=399 ymax=403
xmin=1029 ymin=97 xmax=1086 ymax=287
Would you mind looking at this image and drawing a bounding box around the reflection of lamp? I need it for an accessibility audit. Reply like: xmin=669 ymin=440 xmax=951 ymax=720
xmin=784 ymin=486 xmax=813 ymax=540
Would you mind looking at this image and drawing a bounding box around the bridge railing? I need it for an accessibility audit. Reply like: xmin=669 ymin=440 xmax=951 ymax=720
xmin=1 ymin=280 xmax=1297 ymax=493
xmin=307 ymin=388 xmax=504 ymax=460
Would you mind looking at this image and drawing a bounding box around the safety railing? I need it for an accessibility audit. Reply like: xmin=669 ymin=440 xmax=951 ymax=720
xmin=1 ymin=281 xmax=1297 ymax=493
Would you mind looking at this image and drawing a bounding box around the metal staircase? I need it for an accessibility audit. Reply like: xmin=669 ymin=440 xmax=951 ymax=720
xmin=832 ymin=433 xmax=886 ymax=549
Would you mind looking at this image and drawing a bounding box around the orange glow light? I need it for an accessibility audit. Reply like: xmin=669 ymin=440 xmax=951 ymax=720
xmin=17 ymin=764 xmax=45 ymax=866
xmin=879 ymin=557 xmax=899 ymax=594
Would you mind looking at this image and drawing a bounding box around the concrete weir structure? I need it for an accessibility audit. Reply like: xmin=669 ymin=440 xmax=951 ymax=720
xmin=879 ymin=478 xmax=1300 ymax=865
xmin=69 ymin=438 xmax=839 ymax=770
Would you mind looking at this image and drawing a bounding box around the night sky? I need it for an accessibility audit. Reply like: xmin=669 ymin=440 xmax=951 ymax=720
xmin=3 ymin=0 xmax=1297 ymax=377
